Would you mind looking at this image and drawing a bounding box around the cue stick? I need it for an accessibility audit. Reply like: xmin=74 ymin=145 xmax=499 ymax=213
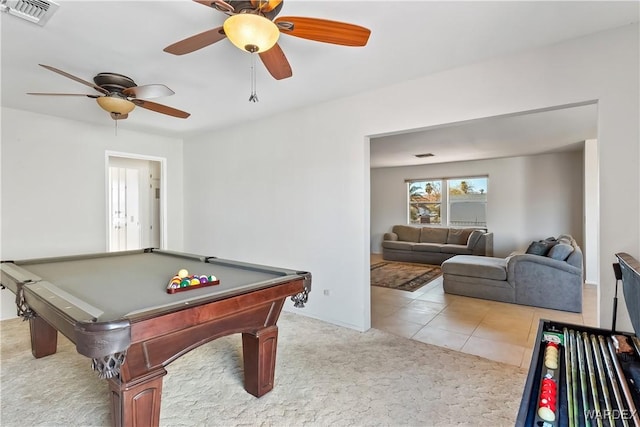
xmin=599 ymin=335 xmax=630 ymax=427
xmin=565 ymin=328 xmax=576 ymax=427
xmin=607 ymin=337 xmax=640 ymax=427
xmin=577 ymin=331 xmax=592 ymax=427
xmin=591 ymin=334 xmax=615 ymax=427
xmin=583 ymin=332 xmax=603 ymax=427
xmin=570 ymin=330 xmax=581 ymax=424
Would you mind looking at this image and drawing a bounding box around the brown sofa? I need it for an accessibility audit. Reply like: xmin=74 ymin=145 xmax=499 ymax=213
xmin=382 ymin=225 xmax=494 ymax=265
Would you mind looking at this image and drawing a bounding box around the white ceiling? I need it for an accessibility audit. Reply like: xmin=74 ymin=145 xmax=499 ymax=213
xmin=370 ymin=103 xmax=598 ymax=168
xmin=1 ymin=1 xmax=638 ymax=162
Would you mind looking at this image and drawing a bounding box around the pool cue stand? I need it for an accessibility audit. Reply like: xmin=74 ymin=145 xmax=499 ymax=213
xmin=613 ymin=262 xmax=622 ymax=332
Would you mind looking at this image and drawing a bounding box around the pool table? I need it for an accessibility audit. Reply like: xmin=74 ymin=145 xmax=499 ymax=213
xmin=0 ymin=249 xmax=311 ymax=427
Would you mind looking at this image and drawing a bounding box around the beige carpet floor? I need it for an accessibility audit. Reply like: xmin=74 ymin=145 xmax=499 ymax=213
xmin=0 ymin=312 xmax=527 ymax=426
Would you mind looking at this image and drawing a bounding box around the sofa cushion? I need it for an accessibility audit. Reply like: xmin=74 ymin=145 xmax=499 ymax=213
xmin=447 ymin=228 xmax=472 ymax=244
xmin=566 ymin=247 xmax=583 ymax=269
xmin=441 ymin=244 xmax=473 ymax=255
xmin=548 ymin=243 xmax=574 ymax=261
xmin=392 ymin=225 xmax=421 ymax=242
xmin=442 ymin=256 xmax=508 ymax=281
xmin=420 ymin=227 xmax=449 ymax=243
xmin=382 ymin=241 xmax=415 ymax=250
xmin=412 ymin=243 xmax=443 ymax=253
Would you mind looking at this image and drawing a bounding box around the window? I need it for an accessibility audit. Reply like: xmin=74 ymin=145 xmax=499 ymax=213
xmin=407 ymin=177 xmax=487 ymax=226
xmin=409 ymin=180 xmax=442 ymax=224
xmin=448 ymin=178 xmax=487 ymax=226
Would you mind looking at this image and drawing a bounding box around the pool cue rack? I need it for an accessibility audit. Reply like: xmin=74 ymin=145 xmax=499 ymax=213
xmin=518 ymin=320 xmax=640 ymax=427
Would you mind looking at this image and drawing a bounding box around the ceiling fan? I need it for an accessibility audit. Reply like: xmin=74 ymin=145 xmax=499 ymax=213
xmin=28 ymin=64 xmax=190 ymax=120
xmin=163 ymin=0 xmax=371 ymax=80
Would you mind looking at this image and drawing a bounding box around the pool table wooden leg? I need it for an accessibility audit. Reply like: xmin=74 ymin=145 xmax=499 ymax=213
xmin=29 ymin=316 xmax=58 ymax=358
xmin=108 ymin=368 xmax=167 ymax=427
xmin=242 ymin=325 xmax=278 ymax=397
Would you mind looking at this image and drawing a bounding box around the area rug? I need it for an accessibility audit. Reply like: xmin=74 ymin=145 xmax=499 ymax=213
xmin=371 ymin=261 xmax=442 ymax=292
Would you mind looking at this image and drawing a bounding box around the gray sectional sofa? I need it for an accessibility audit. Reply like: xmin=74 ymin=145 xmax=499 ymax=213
xmin=382 ymin=225 xmax=494 ymax=265
xmin=441 ymin=234 xmax=584 ymax=312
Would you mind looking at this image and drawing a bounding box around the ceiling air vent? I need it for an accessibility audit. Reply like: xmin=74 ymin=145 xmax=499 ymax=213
xmin=0 ymin=0 xmax=59 ymax=26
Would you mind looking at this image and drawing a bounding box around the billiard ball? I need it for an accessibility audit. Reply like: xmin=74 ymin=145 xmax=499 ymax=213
xmin=178 ymin=269 xmax=189 ymax=278
xmin=209 ymin=275 xmax=217 ymax=282
xmin=538 ymin=405 xmax=555 ymax=422
xmin=190 ymin=278 xmax=200 ymax=286
xmin=180 ymin=279 xmax=190 ymax=287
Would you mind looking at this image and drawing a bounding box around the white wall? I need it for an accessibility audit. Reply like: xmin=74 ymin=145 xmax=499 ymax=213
xmin=584 ymin=139 xmax=600 ymax=286
xmin=371 ymin=152 xmax=584 ymax=258
xmin=2 ymin=25 xmax=637 ymax=331
xmin=0 ymin=108 xmax=185 ymax=319
xmin=182 ymin=24 xmax=639 ymax=332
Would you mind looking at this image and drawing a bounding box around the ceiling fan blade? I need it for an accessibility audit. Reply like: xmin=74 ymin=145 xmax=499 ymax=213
xmin=27 ymin=92 xmax=99 ymax=98
xmin=259 ymin=43 xmax=292 ymax=80
xmin=111 ymin=113 xmax=128 ymax=120
xmin=275 ymin=17 xmax=371 ymax=46
xmin=38 ymin=64 xmax=109 ymax=94
xmin=123 ymin=84 xmax=174 ymax=99
xmin=250 ymin=0 xmax=282 ymax=13
xmin=131 ymin=99 xmax=190 ymax=119
xmin=163 ymin=27 xmax=227 ymax=55
xmin=193 ymin=0 xmax=233 ymax=12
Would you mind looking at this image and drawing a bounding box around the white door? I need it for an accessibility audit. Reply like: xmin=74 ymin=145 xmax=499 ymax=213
xmin=149 ymin=162 xmax=161 ymax=248
xmin=108 ymin=156 xmax=162 ymax=252
xmin=109 ymin=166 xmax=141 ymax=251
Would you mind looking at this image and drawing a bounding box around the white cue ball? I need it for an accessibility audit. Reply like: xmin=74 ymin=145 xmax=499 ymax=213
xmin=538 ymin=406 xmax=555 ymax=422
xmin=178 ymin=269 xmax=189 ymax=278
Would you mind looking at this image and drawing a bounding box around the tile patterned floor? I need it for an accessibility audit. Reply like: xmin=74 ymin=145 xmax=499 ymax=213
xmin=370 ymin=254 xmax=598 ymax=369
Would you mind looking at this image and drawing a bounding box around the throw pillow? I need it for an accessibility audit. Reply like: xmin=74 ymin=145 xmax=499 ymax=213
xmin=557 ymin=234 xmax=573 ymax=245
xmin=526 ymin=241 xmax=553 ymax=256
xmin=548 ymin=243 xmax=574 ymax=261
xmin=447 ymin=228 xmax=472 ymax=245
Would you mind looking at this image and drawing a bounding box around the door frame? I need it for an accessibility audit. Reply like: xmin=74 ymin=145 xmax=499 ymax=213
xmin=105 ymin=151 xmax=167 ymax=250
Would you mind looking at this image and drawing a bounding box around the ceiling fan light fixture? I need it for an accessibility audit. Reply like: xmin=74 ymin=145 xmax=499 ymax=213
xmin=96 ymin=96 xmax=135 ymax=115
xmin=223 ymin=13 xmax=280 ymax=53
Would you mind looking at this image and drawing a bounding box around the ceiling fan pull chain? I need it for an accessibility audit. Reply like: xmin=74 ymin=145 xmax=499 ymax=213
xmin=249 ymin=53 xmax=259 ymax=103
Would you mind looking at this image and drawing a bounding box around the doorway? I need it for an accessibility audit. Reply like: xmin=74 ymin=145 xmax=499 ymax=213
xmin=106 ymin=153 xmax=165 ymax=251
